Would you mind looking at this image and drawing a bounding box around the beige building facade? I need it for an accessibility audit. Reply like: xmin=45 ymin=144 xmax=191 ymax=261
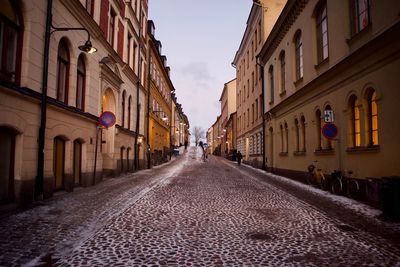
xmin=232 ymin=0 xmax=286 ymax=167
xmin=0 ymin=0 xmax=148 ymax=206
xmin=219 ymin=78 xmax=236 ymax=157
xmin=259 ymin=0 xmax=400 ymax=182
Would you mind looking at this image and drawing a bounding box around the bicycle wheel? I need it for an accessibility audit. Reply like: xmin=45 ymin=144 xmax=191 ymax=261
xmin=331 ymin=178 xmax=343 ymax=195
xmin=306 ymin=172 xmax=314 ymax=185
xmin=347 ymin=179 xmax=360 ymax=199
xmin=318 ymin=173 xmax=327 ymax=190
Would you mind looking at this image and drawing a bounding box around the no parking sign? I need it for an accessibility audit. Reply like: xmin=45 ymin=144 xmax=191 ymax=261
xmin=99 ymin=111 xmax=116 ymax=128
xmin=322 ymin=123 xmax=338 ymax=140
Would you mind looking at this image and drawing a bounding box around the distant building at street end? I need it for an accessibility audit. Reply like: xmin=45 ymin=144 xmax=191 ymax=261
xmin=219 ymin=78 xmax=237 ymax=157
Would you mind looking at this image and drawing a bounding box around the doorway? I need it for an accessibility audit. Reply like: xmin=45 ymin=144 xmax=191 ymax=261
xmin=0 ymin=127 xmax=16 ymax=203
xmin=73 ymin=140 xmax=82 ymax=185
xmin=54 ymin=137 xmax=65 ymax=190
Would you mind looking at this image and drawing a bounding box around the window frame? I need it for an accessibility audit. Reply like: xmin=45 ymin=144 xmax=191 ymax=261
xmin=56 ymin=39 xmax=70 ymax=104
xmin=294 ymin=31 xmax=303 ymax=80
xmin=76 ymin=55 xmax=86 ymax=111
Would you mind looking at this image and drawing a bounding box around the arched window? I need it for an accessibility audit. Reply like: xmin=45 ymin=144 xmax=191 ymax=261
xmin=315 ymin=109 xmax=322 ymax=150
xmin=366 ymin=90 xmax=378 ymax=146
xmin=316 ymin=1 xmax=328 ymax=63
xmin=280 ymin=124 xmax=284 ymax=153
xmin=76 ymin=55 xmax=86 ymax=110
xmin=284 ymin=122 xmax=289 ymax=153
xmin=349 ymin=96 xmax=361 ymax=147
xmin=56 ymin=39 xmax=70 ymax=103
xmin=269 ymin=65 xmax=274 ymax=103
xmin=128 ymin=96 xmax=132 ymax=130
xmin=294 ymin=31 xmax=303 ymax=80
xmin=279 ymin=51 xmax=286 ymax=93
xmin=0 ymin=0 xmax=23 ymax=84
xmin=121 ymin=91 xmax=126 ymax=127
xmin=295 ymin=118 xmax=300 ymax=152
xmin=301 ymin=116 xmax=306 ymax=152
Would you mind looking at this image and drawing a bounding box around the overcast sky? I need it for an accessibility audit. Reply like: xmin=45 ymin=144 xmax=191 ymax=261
xmin=148 ymin=0 xmax=252 ymax=139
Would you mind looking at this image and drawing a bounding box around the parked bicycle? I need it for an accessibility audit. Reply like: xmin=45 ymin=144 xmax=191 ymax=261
xmin=307 ymin=161 xmax=326 ymax=190
xmin=331 ymin=170 xmax=360 ymax=198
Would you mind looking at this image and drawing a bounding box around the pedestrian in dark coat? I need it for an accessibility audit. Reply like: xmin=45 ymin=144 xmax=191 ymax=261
xmin=237 ymin=151 xmax=243 ymax=165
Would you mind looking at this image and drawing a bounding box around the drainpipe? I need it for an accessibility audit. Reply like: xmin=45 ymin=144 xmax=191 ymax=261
xmin=36 ymin=0 xmax=53 ymax=200
xmin=134 ymin=0 xmax=143 ymax=171
xmin=256 ymin=58 xmax=266 ymax=171
xmin=146 ymin=42 xmax=151 ymax=169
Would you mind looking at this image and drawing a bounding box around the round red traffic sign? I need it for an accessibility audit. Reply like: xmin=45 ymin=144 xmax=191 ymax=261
xmin=99 ymin=111 xmax=116 ymax=128
xmin=322 ymin=123 xmax=338 ymax=140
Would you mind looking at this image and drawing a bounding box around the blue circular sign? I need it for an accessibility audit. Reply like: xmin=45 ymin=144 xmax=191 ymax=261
xmin=99 ymin=111 xmax=116 ymax=128
xmin=322 ymin=123 xmax=338 ymax=140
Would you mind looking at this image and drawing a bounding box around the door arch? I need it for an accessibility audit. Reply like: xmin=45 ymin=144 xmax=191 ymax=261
xmin=0 ymin=127 xmax=16 ymax=203
xmin=53 ymin=136 xmax=66 ymax=190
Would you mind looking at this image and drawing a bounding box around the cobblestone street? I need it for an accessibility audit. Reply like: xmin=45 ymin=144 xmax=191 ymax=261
xmin=1 ymin=147 xmax=400 ymax=266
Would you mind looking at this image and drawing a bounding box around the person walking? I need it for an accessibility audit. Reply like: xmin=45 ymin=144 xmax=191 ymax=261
xmin=237 ymin=151 xmax=243 ymax=165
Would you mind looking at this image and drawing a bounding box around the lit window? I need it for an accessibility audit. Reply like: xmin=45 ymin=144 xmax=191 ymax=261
xmin=351 ymin=97 xmax=361 ymax=147
xmin=128 ymin=96 xmax=132 ymax=130
xmin=368 ymin=90 xmax=378 ymax=146
xmin=316 ymin=109 xmax=322 ymax=150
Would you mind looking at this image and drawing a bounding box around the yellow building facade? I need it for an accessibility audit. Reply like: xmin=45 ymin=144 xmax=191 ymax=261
xmin=259 ymin=0 xmax=400 ymax=183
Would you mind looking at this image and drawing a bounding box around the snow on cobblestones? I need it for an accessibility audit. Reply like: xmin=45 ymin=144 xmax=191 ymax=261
xmin=0 ymin=147 xmax=399 ymax=266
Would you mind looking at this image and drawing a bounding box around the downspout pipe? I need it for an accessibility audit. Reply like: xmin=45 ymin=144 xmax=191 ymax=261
xmin=36 ymin=0 xmax=53 ymax=200
xmin=134 ymin=0 xmax=143 ymax=171
xmin=256 ymin=58 xmax=266 ymax=171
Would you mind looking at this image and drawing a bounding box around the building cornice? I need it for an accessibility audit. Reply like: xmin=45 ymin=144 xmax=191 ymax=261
xmin=258 ymin=0 xmax=308 ymax=64
xmin=100 ymin=62 xmax=124 ymax=90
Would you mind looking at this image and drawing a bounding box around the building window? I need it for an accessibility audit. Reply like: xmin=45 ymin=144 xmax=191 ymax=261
xmin=301 ymin=116 xmax=306 ymax=152
xmin=56 ymin=39 xmax=70 ymax=104
xmin=76 ymin=55 xmax=85 ymax=110
xmin=127 ymin=33 xmax=132 ymax=67
xmin=0 ymin=0 xmax=22 ymax=84
xmin=316 ymin=2 xmax=328 ymax=63
xmin=279 ymin=51 xmax=286 ymax=93
xmin=133 ymin=42 xmax=137 ymax=72
xmin=280 ymin=124 xmax=284 ymax=152
xmin=258 ymin=21 xmax=261 ymax=43
xmin=246 ymin=51 xmax=249 ymax=68
xmin=247 ymin=108 xmax=249 ymax=126
xmin=108 ymin=8 xmax=116 ymax=46
xmin=284 ymin=122 xmax=289 ymax=153
xmin=350 ymin=0 xmax=370 ymax=35
xmin=85 ymin=0 xmax=94 ymax=16
xmin=349 ymin=96 xmax=361 ymax=147
xmin=128 ymin=96 xmax=132 ymax=130
xmin=269 ymin=65 xmax=274 ymax=103
xmin=247 ymin=80 xmax=250 ymax=97
xmin=295 ymin=118 xmax=300 ymax=152
xmin=367 ymin=90 xmax=378 ymax=146
xmin=252 ymin=72 xmax=254 ymax=92
xmin=294 ymin=31 xmax=303 ymax=80
xmin=255 ymin=99 xmax=258 ymax=120
xmin=316 ymin=109 xmax=322 ymax=150
xmin=252 ymin=104 xmax=254 ymax=123
xmin=122 ymin=91 xmax=126 ymax=127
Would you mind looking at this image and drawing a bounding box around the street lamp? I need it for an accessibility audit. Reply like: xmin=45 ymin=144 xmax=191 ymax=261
xmin=152 ymin=110 xmax=168 ymax=121
xmin=36 ymin=0 xmax=97 ymax=200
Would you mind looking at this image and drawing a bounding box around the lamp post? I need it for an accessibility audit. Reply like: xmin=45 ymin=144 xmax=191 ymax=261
xmin=36 ymin=0 xmax=97 ymax=200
